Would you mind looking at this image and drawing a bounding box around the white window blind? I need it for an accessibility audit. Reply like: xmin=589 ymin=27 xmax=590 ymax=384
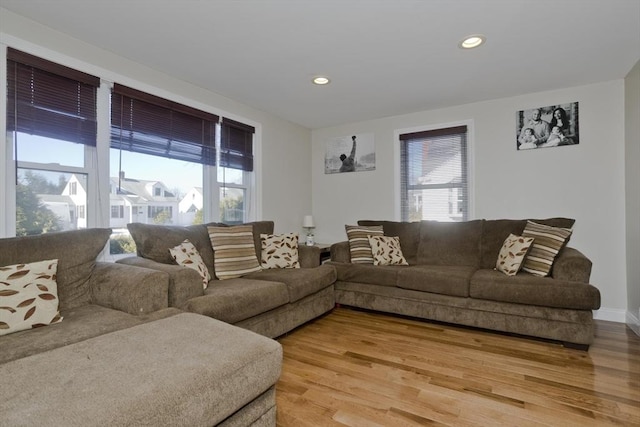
xmin=400 ymin=125 xmax=468 ymax=222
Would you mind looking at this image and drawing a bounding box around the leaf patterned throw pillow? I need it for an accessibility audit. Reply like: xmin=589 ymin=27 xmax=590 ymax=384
xmin=169 ymin=239 xmax=211 ymax=289
xmin=0 ymin=259 xmax=63 ymax=336
xmin=368 ymin=235 xmax=409 ymax=266
xmin=495 ymin=234 xmax=534 ymax=276
xmin=260 ymin=233 xmax=301 ymax=269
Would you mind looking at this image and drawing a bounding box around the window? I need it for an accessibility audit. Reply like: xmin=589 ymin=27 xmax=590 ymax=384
xmin=218 ymin=119 xmax=255 ymax=224
xmin=7 ymin=48 xmax=98 ymax=236
xmin=4 ymin=48 xmax=257 ymax=243
xmin=399 ymin=125 xmax=468 ymax=222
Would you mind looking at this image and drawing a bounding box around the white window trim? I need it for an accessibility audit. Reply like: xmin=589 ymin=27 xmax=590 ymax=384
xmin=393 ymin=119 xmax=475 ymax=221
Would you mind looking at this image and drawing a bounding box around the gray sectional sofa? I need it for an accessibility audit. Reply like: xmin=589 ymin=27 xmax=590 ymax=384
xmin=117 ymin=221 xmax=337 ymax=338
xmin=330 ymin=218 xmax=601 ymax=349
xmin=0 ymin=228 xmax=283 ymax=426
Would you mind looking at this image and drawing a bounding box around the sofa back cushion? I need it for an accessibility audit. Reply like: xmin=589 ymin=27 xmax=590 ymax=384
xmin=127 ymin=221 xmax=274 ymax=279
xmin=128 ymin=223 xmax=217 ymax=279
xmin=358 ymin=220 xmax=421 ymax=264
xmin=417 ymin=220 xmax=483 ymax=267
xmin=0 ymin=228 xmax=111 ymax=310
xmin=480 ymin=218 xmax=576 ymax=269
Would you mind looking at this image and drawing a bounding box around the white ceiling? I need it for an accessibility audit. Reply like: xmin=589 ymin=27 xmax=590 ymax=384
xmin=1 ymin=0 xmax=639 ymax=129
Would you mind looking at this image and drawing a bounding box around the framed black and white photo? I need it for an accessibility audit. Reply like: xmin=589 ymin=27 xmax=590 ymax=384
xmin=324 ymin=133 xmax=375 ymax=174
xmin=516 ymin=102 xmax=579 ymax=150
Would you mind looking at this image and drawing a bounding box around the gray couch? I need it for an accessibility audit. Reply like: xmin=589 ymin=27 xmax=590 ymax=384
xmin=118 ymin=221 xmax=337 ymax=338
xmin=0 ymin=228 xmax=283 ymax=426
xmin=330 ymin=219 xmax=601 ymax=349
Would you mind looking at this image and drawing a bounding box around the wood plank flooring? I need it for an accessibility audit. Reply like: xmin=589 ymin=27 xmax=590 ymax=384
xmin=275 ymin=307 xmax=640 ymax=427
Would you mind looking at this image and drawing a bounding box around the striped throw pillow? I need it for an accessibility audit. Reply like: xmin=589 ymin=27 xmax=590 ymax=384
xmin=207 ymin=225 xmax=262 ymax=280
xmin=345 ymin=225 xmax=384 ymax=264
xmin=521 ymin=221 xmax=572 ymax=277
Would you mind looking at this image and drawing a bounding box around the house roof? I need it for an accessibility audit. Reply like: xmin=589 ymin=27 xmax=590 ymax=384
xmin=2 ymin=1 xmax=638 ymax=129
xmin=110 ymin=177 xmax=177 ymax=203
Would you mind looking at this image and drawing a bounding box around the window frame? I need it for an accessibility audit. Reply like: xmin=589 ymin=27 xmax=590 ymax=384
xmin=394 ymin=120 xmax=474 ymax=222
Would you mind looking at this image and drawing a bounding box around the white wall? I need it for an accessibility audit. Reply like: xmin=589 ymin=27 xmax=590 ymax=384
xmin=625 ymin=60 xmax=640 ymax=334
xmin=0 ymin=8 xmax=312 ymax=235
xmin=312 ymin=80 xmax=627 ymax=321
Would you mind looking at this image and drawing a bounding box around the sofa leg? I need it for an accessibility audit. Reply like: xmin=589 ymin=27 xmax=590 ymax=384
xmin=563 ymin=342 xmax=589 ymax=351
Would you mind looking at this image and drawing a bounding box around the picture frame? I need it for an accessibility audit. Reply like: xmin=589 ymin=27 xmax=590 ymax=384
xmin=516 ymin=102 xmax=579 ymax=150
xmin=324 ymin=133 xmax=375 ymax=174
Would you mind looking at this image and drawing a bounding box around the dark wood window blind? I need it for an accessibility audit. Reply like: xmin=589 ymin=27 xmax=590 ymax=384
xmin=219 ymin=118 xmax=255 ymax=171
xmin=110 ymin=84 xmax=218 ymax=166
xmin=6 ymin=48 xmax=99 ymax=146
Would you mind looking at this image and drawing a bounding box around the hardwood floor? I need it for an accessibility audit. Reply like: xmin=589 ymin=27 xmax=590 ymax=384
xmin=275 ymin=307 xmax=640 ymax=426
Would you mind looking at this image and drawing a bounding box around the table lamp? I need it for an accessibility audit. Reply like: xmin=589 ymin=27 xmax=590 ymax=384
xmin=303 ymin=215 xmax=315 ymax=246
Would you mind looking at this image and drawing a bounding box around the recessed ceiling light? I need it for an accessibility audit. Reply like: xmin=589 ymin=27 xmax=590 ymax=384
xmin=459 ymin=34 xmax=486 ymax=49
xmin=312 ymin=76 xmax=330 ymax=85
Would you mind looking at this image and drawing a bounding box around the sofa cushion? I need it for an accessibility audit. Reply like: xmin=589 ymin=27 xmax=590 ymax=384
xmin=345 ymin=225 xmax=384 ymax=264
xmin=333 ymin=262 xmax=402 ymax=288
xmin=169 ymin=239 xmax=211 ymax=289
xmin=0 ymin=259 xmax=62 ymax=336
xmin=208 ymin=225 xmax=262 ymax=280
xmin=397 ymin=265 xmax=477 ymax=297
xmin=470 ymin=269 xmax=600 ymax=310
xmin=244 ymin=264 xmax=336 ymax=303
xmin=0 ymin=304 xmax=144 ymax=364
xmin=358 ymin=220 xmax=421 ymax=264
xmin=0 ymin=313 xmax=282 ymax=427
xmin=260 ymin=233 xmax=300 ymax=269
xmin=521 ymin=221 xmax=573 ymax=277
xmin=0 ymin=228 xmax=111 ymax=311
xmin=480 ymin=218 xmax=576 ymax=269
xmin=417 ymin=220 xmax=483 ymax=267
xmin=128 ymin=222 xmax=218 ymax=279
xmin=495 ymin=234 xmax=534 ymax=276
xmin=181 ymin=279 xmax=289 ymax=323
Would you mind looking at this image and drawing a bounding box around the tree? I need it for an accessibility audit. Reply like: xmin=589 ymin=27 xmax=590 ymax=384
xmin=16 ymin=183 xmax=62 ymax=236
xmin=153 ymin=209 xmax=172 ymax=225
xmin=192 ymin=209 xmax=203 ymax=225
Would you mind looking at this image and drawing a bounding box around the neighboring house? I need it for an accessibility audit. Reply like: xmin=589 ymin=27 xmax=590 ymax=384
xmin=178 ymin=187 xmax=203 ymax=225
xmin=61 ymin=174 xmax=88 ymax=229
xmin=109 ymin=173 xmax=180 ymax=230
xmin=36 ymin=194 xmax=75 ymax=231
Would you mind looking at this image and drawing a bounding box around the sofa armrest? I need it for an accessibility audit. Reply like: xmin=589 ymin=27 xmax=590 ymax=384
xmin=552 ymin=247 xmax=593 ymax=283
xmin=298 ymin=245 xmax=321 ymax=268
xmin=330 ymin=241 xmax=351 ymax=263
xmin=90 ymin=262 xmax=169 ymax=315
xmin=116 ymin=256 xmax=204 ymax=308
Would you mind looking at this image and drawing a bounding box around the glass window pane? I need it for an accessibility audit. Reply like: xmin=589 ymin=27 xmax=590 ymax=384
xmin=15 ymin=133 xmax=84 ymax=168
xmin=220 ymin=187 xmax=245 ymax=224
xmin=217 ymin=167 xmax=244 ymax=185
xmin=16 ymin=168 xmax=88 ymax=235
xmin=109 ymin=149 xmax=203 ymax=255
xmin=407 ymin=188 xmax=464 ymax=222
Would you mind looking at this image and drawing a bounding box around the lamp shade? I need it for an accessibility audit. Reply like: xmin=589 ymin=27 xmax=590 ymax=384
xmin=302 ymin=215 xmax=315 ymax=228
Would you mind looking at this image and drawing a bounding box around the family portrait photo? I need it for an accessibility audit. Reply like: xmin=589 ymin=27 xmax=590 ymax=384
xmin=516 ymin=102 xmax=579 ymax=151
xmin=324 ymin=133 xmax=376 ymax=174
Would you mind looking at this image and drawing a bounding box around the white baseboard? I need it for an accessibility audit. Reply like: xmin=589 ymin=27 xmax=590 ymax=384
xmin=626 ymin=309 xmax=640 ymax=337
xmin=593 ymin=307 xmax=626 ymax=322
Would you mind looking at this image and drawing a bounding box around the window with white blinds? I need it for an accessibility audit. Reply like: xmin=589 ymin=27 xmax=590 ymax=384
xmin=399 ymin=125 xmax=468 ymax=222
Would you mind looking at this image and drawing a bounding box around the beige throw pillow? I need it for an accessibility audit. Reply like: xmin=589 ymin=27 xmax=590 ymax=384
xmin=260 ymin=233 xmax=301 ymax=269
xmin=0 ymin=259 xmax=62 ymax=336
xmin=368 ymin=235 xmax=409 ymax=266
xmin=169 ymin=239 xmax=211 ymax=289
xmin=208 ymin=225 xmax=262 ymax=280
xmin=521 ymin=221 xmax=573 ymax=277
xmin=345 ymin=225 xmax=384 ymax=264
xmin=495 ymin=234 xmax=534 ymax=276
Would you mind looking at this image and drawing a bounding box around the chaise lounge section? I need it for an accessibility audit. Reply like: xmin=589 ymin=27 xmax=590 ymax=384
xmin=0 ymin=228 xmax=283 ymax=426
